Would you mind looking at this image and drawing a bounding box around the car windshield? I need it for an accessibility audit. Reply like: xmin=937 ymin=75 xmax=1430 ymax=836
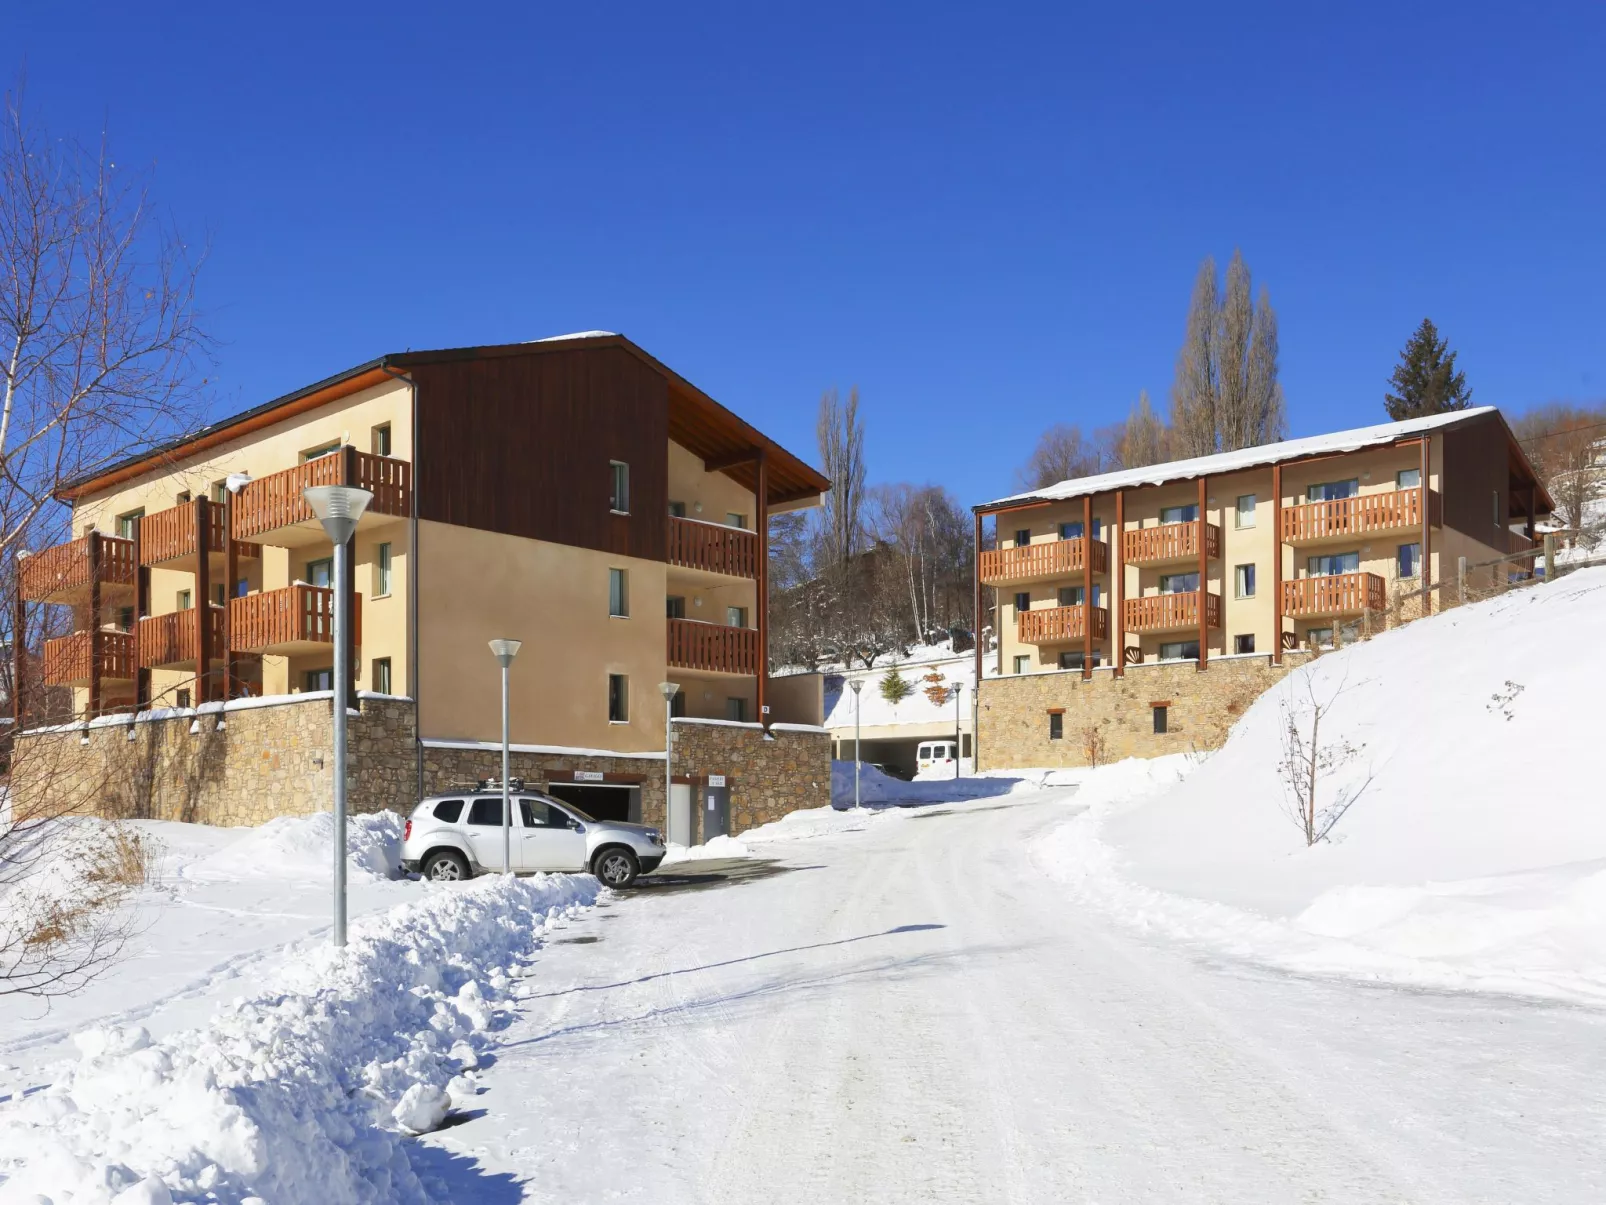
xmin=544 ymin=794 xmax=594 ymax=822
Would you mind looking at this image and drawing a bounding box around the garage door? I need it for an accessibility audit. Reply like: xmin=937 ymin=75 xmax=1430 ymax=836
xmin=546 ymin=783 xmax=638 ymax=824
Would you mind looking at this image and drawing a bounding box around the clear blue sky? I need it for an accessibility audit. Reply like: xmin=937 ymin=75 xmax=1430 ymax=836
xmin=12 ymin=2 xmax=1605 ymax=504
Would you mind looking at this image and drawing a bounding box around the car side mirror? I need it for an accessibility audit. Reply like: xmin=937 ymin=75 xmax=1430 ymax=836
xmin=571 ymin=821 xmax=585 ymax=833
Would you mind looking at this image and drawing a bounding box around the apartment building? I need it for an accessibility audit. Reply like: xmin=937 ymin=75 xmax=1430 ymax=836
xmin=971 ymin=407 xmax=1551 ymax=768
xmin=13 ymin=333 xmax=832 ymax=833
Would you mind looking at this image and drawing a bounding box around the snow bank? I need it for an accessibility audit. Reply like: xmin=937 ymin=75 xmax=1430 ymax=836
xmin=660 ymin=835 xmax=752 ymax=867
xmin=0 ymin=872 xmax=599 ymax=1204
xmin=1037 ymin=567 xmax=1606 ymax=1006
xmin=829 ymin=760 xmax=1021 ymax=808
xmin=179 ymin=810 xmax=405 ymax=883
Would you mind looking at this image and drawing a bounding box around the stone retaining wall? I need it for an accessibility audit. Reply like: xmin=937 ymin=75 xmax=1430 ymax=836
xmin=671 ymin=720 xmax=832 ymax=834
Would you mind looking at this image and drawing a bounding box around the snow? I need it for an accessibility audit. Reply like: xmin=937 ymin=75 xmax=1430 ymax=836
xmin=1035 ymin=565 xmax=1606 ymax=1006
xmin=983 ymin=405 xmax=1500 ymax=507
xmin=828 ymin=759 xmax=1024 ymax=807
xmin=659 ymin=834 xmax=752 ymax=866
xmin=822 ymin=654 xmax=974 ymax=732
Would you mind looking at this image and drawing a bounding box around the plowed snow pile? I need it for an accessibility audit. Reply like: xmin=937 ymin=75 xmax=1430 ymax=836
xmin=1039 ymin=566 xmax=1606 ymax=1006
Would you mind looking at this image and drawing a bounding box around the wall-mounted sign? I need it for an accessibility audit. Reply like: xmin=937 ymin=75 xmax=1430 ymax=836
xmin=708 ymin=774 xmax=726 ymax=787
xmin=573 ymin=770 xmax=604 ymax=782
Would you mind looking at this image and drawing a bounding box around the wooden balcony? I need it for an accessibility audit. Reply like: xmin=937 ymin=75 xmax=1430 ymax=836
xmin=231 ymin=449 xmax=411 ymax=547
xmin=1122 ymin=591 xmax=1222 ymax=634
xmin=139 ymin=500 xmax=261 ymax=570
xmin=1282 ymin=573 xmax=1386 ymax=617
xmin=1122 ymin=521 xmax=1220 ymax=567
xmin=1280 ymin=488 xmax=1440 ymax=546
xmin=668 ymin=516 xmax=759 ymax=579
xmin=229 ymin=585 xmax=358 ymax=655
xmin=137 ymin=607 xmax=226 ymax=669
xmin=667 ymin=617 xmax=758 ymax=676
xmin=1017 ymin=604 xmax=1110 ymax=645
xmin=980 ymin=538 xmax=1108 ymax=587
xmin=42 ymin=630 xmax=136 ymax=686
xmin=19 ymin=534 xmax=136 ymax=605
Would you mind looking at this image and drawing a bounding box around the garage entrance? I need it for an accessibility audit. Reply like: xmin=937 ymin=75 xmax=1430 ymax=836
xmin=546 ymin=782 xmax=640 ymax=824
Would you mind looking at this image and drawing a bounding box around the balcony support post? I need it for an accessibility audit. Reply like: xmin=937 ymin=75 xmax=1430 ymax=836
xmin=223 ymin=491 xmax=238 ymax=701
xmin=756 ymin=449 xmax=769 ymax=732
xmin=1272 ymin=463 xmax=1283 ymax=665
xmin=1082 ymin=494 xmax=1093 ymax=680
xmin=13 ymin=586 xmax=25 ymax=728
xmin=1420 ymin=436 xmax=1432 ymax=615
xmin=88 ymin=531 xmax=103 ymax=720
xmin=194 ymin=499 xmax=211 ymax=706
xmin=1112 ymin=490 xmax=1125 ymax=675
xmin=133 ymin=522 xmax=150 ymax=711
xmin=1197 ymin=477 xmax=1208 ymax=672
xmin=1525 ymin=486 xmax=1536 ymax=579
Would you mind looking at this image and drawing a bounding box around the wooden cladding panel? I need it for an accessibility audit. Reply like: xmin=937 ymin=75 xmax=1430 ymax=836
xmin=1281 ymin=573 xmax=1387 ymax=616
xmin=667 ymin=618 xmax=758 ymax=675
xmin=1440 ymin=414 xmax=1519 ymax=547
xmin=1017 ymin=605 xmax=1110 ymax=645
xmin=979 ymin=538 xmax=1108 ymax=586
xmin=412 ymin=345 xmax=669 ymax=562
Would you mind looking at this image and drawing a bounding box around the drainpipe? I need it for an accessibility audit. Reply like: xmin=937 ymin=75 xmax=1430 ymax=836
xmin=380 ymin=364 xmax=423 ymax=804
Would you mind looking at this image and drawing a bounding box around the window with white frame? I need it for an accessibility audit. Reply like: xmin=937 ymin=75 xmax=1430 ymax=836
xmin=1397 ymin=542 xmax=1421 ymax=580
xmin=375 ymin=543 xmax=392 ymax=597
xmin=1159 ymin=640 xmax=1200 ymax=662
xmin=1013 ymin=655 xmax=1031 ymax=675
xmin=608 ymin=568 xmax=629 ymax=617
xmin=1234 ymin=563 xmax=1256 ymax=598
xmin=1158 ymin=572 xmax=1199 ymax=594
xmin=609 ymin=461 xmax=630 ymax=513
xmin=1235 ymin=495 xmax=1256 ymax=528
xmin=1160 ymin=503 xmax=1199 ymax=525
xmin=1396 ymin=468 xmax=1421 ymax=490
xmin=608 ymin=673 xmax=629 ymax=722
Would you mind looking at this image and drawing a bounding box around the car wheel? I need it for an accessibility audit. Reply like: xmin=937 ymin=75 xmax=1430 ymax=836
xmin=423 ymin=850 xmax=472 ymax=882
xmin=592 ymin=847 xmax=639 ymax=889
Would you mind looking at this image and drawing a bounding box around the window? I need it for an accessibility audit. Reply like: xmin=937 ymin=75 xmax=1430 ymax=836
xmin=1013 ymin=655 xmax=1031 ymax=675
xmin=211 ymin=481 xmax=229 ymax=504
xmin=1396 ymin=468 xmax=1421 ymax=490
xmin=725 ymin=697 xmax=747 ymax=722
xmin=670 ymin=690 xmax=686 ymax=718
xmin=305 ymin=558 xmax=333 ymax=588
xmin=372 ymin=657 xmax=392 ymax=695
xmin=1059 ymin=650 xmax=1101 ymax=670
xmin=116 ymin=606 xmax=135 ymax=632
xmin=1234 ymin=634 xmax=1256 ymax=655
xmin=1057 ymin=585 xmax=1083 ymax=607
xmin=1159 ymin=640 xmax=1200 ymax=662
xmin=1306 ymin=479 xmax=1358 ymax=503
xmin=1153 ymin=705 xmax=1168 ymax=734
xmin=115 ymin=510 xmax=143 ymax=540
xmin=608 ymin=568 xmax=629 ymax=617
xmin=1307 ymin=552 xmax=1359 ymax=577
xmin=1014 ymin=529 xmax=1031 ymax=548
xmin=176 ymin=589 xmax=192 ymax=611
xmin=1049 ymin=712 xmax=1064 ymax=741
xmin=668 ymin=500 xmax=686 ymax=518
xmin=1158 ymin=572 xmax=1198 ymax=594
xmin=725 ymin=512 xmax=746 ymax=529
xmin=1305 ymin=627 xmax=1334 ymax=650
xmin=1059 ymin=521 xmax=1083 ymax=540
xmin=608 ymin=674 xmax=629 ymax=722
xmin=1234 ymin=564 xmax=1256 ymax=599
xmin=375 ymin=543 xmax=392 ymax=596
xmin=1014 ymin=591 xmax=1031 ymax=614
xmin=520 ymin=799 xmax=572 ymax=829
xmin=176 ymin=688 xmax=191 ymax=710
xmin=235 ymin=578 xmax=249 ymax=599
xmin=432 ymin=799 xmax=465 ymax=823
xmin=213 ymin=584 xmax=226 ymax=607
xmin=372 ymin=424 xmax=392 ymax=457
xmin=666 ymin=596 xmax=686 ymax=619
xmin=726 ymin=605 xmax=748 ymax=628
xmin=301 ymin=442 xmax=341 ymax=463
xmin=304 ymin=667 xmax=333 ymax=692
xmin=176 ymin=490 xmax=192 ymax=505
xmin=609 ymin=461 xmax=630 ymax=513
xmin=1160 ymin=504 xmax=1198 ymax=525
xmin=1493 ymin=490 xmax=1502 ymax=527
xmin=1234 ymin=495 xmax=1257 ymax=529
xmin=467 ymin=798 xmax=504 ymax=826
xmin=1397 ymin=542 xmax=1421 ymax=580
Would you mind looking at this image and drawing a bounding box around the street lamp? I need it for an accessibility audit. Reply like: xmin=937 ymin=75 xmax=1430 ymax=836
xmin=952 ymin=681 xmax=965 ymax=780
xmin=659 ymin=682 xmax=678 ymax=840
xmin=489 ymin=639 xmax=523 ymax=874
xmin=848 ymin=678 xmax=863 ymax=810
xmin=302 ymin=482 xmax=373 ymax=949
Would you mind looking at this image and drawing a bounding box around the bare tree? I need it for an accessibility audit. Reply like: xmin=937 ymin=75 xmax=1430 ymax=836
xmin=1016 ymin=423 xmax=1117 ymax=490
xmin=1114 ymin=390 xmax=1170 ymax=469
xmin=816 ymin=386 xmax=866 ymax=568
xmin=1170 ymin=251 xmax=1285 ymax=456
xmin=1514 ymin=402 xmax=1606 ymax=538
xmin=1277 ymin=668 xmax=1373 ymax=846
xmin=869 ymin=483 xmax=972 ymax=644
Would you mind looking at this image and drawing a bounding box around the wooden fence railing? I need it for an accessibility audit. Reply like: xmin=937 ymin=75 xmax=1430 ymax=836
xmin=229 ymin=585 xmax=354 ymax=651
xmin=137 ymin=607 xmax=226 ymax=667
xmin=667 ymin=617 xmax=758 ymax=675
xmin=138 ymin=501 xmax=261 ymax=565
xmin=1017 ymin=604 xmax=1110 ymax=644
xmin=1122 ymin=521 xmax=1220 ymax=565
xmin=42 ymin=631 xmax=136 ymax=684
xmin=1122 ymin=590 xmax=1222 ymax=632
xmin=668 ymin=516 xmax=759 ymax=578
xmin=1280 ymin=487 xmax=1439 ymax=543
xmin=232 ymin=450 xmax=411 ymax=542
xmin=980 ymin=538 xmax=1107 ymax=585
xmin=1281 ymin=572 xmax=1387 ymax=616
xmin=19 ymin=535 xmax=136 ymax=602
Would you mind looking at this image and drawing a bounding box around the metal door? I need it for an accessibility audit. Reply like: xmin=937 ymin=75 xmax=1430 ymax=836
xmin=703 ymin=782 xmax=730 ymax=841
xmin=668 ymin=783 xmax=693 ymax=847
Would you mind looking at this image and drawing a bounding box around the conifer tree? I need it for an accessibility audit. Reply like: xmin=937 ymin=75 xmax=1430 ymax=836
xmin=1385 ymin=319 xmax=1472 ymax=420
xmin=879 ymin=663 xmax=913 ymax=706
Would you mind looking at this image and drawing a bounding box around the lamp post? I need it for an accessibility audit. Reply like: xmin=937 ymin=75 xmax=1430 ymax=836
xmin=849 ymin=678 xmax=863 ymax=810
xmin=302 ymin=482 xmax=373 ymax=948
xmin=489 ymin=639 xmax=523 ymax=873
xmin=952 ymin=681 xmax=964 ymax=779
xmin=658 ymin=681 xmax=678 ymax=841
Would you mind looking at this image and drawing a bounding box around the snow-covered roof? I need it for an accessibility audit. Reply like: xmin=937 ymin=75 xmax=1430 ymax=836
xmin=528 ymin=330 xmax=618 ymax=342
xmin=980 ymin=407 xmax=1503 ymax=511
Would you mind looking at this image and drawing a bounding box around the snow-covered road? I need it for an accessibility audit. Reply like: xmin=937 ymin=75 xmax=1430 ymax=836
xmin=429 ymin=786 xmax=1606 ymax=1203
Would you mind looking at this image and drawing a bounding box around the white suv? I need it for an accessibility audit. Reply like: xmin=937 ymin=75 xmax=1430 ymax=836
xmin=401 ymin=783 xmax=666 ymax=888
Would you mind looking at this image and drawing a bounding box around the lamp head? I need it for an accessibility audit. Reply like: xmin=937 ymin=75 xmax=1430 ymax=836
xmin=658 ymin=681 xmax=679 ymax=701
xmin=849 ymin=679 xmax=863 ymax=695
xmin=488 ymin=638 xmax=523 ymax=668
xmin=302 ymin=484 xmax=374 ymax=545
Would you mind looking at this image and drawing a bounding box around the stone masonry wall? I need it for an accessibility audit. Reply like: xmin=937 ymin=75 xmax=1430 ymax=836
xmin=670 ymin=720 xmax=832 ymax=835
xmin=420 ymin=746 xmax=667 ymax=830
xmin=977 ymin=653 xmax=1311 ymax=771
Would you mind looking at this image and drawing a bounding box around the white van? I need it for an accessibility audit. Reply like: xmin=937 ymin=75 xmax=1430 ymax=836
xmin=916 ymin=740 xmax=959 ymax=774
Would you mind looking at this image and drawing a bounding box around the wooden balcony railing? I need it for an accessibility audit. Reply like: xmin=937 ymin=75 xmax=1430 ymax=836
xmin=139 ymin=501 xmax=261 ymax=565
xmin=667 ymin=617 xmax=758 ymax=675
xmin=668 ymin=516 xmax=759 ymax=578
xmin=229 ymin=585 xmax=357 ymax=652
xmin=137 ymin=607 xmax=226 ymax=667
xmin=1122 ymin=590 xmax=1222 ymax=633
xmin=42 ymin=630 xmax=136 ymax=685
xmin=19 ymin=534 xmax=136 ymax=603
xmin=1280 ymin=487 xmax=1440 ymax=544
xmin=1281 ymin=573 xmax=1386 ymax=617
xmin=1122 ymin=521 xmax=1220 ymax=566
xmin=231 ymin=449 xmax=411 ymax=543
xmin=980 ymin=538 xmax=1108 ymax=586
xmin=1017 ymin=604 xmax=1110 ymax=645
xmin=1493 ymin=526 xmax=1537 ymax=557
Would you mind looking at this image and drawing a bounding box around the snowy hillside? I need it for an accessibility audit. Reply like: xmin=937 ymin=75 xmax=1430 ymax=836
xmin=821 ymin=653 xmax=973 ymax=731
xmin=1039 ymin=566 xmax=1606 ymax=1006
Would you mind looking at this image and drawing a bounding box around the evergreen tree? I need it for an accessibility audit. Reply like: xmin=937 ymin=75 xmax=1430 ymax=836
xmin=1385 ymin=319 xmax=1472 ymax=420
xmin=879 ymin=663 xmax=913 ymax=707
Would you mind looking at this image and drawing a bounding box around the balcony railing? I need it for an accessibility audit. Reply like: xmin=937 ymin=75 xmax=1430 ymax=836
xmin=980 ymin=538 xmax=1108 ymax=587
xmin=140 ymin=501 xmax=261 ymax=566
xmin=1280 ymin=488 xmax=1440 ymax=545
xmin=137 ymin=607 xmax=226 ymax=668
xmin=1282 ymin=572 xmax=1386 ymax=617
xmin=1122 ymin=521 xmax=1220 ymax=566
xmin=668 ymin=516 xmax=759 ymax=578
xmin=1122 ymin=590 xmax=1222 ymax=633
xmin=42 ymin=630 xmax=136 ymax=685
xmin=19 ymin=534 xmax=136 ymax=604
xmin=232 ymin=450 xmax=411 ymax=544
xmin=1017 ymin=604 xmax=1110 ymax=645
xmin=229 ymin=585 xmax=357 ymax=654
xmin=667 ymin=617 xmax=758 ymax=675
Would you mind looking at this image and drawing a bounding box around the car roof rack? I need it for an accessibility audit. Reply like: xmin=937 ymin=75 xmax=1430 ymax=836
xmin=476 ymin=777 xmax=526 ymax=791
